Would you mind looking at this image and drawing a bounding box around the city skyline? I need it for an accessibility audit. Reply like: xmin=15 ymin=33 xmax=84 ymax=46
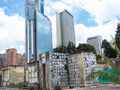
xmin=0 ymin=0 xmax=120 ymax=53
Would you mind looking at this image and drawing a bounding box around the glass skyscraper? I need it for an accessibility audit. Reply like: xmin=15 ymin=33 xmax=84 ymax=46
xmin=25 ymin=0 xmax=52 ymax=63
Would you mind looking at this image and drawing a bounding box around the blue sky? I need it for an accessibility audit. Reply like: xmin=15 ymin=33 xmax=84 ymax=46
xmin=0 ymin=0 xmax=120 ymax=53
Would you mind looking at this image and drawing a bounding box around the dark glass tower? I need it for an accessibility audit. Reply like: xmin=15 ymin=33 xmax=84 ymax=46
xmin=25 ymin=0 xmax=52 ymax=64
xmin=40 ymin=0 xmax=44 ymax=14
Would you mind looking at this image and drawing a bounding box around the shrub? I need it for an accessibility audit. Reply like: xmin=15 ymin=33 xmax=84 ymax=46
xmin=16 ymin=82 xmax=28 ymax=88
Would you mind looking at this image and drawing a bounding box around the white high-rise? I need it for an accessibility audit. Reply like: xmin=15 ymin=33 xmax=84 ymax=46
xmin=87 ymin=35 xmax=102 ymax=55
xmin=56 ymin=10 xmax=76 ymax=47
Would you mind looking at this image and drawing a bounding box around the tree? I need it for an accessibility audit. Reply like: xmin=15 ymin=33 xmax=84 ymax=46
xmin=54 ymin=45 xmax=67 ymax=53
xmin=102 ymin=39 xmax=117 ymax=58
xmin=96 ymin=54 xmax=102 ymax=61
xmin=54 ymin=42 xmax=76 ymax=54
xmin=77 ymin=43 xmax=96 ymax=54
xmin=67 ymin=42 xmax=76 ymax=54
xmin=115 ymin=23 xmax=120 ymax=54
xmin=102 ymin=39 xmax=111 ymax=48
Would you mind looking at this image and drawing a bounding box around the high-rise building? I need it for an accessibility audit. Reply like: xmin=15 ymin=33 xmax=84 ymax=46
xmin=56 ymin=10 xmax=76 ymax=47
xmin=25 ymin=0 xmax=52 ymax=62
xmin=87 ymin=35 xmax=102 ymax=55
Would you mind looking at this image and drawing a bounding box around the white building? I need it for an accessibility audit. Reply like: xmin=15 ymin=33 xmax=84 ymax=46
xmin=87 ymin=35 xmax=102 ymax=55
xmin=56 ymin=10 xmax=76 ymax=47
xmin=28 ymin=61 xmax=39 ymax=84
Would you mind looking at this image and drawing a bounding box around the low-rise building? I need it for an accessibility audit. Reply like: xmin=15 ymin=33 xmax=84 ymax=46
xmin=2 ymin=65 xmax=24 ymax=86
xmin=39 ymin=52 xmax=69 ymax=90
xmin=27 ymin=52 xmax=98 ymax=89
xmin=68 ymin=54 xmax=81 ymax=88
xmin=68 ymin=52 xmax=98 ymax=87
xmin=5 ymin=48 xmax=17 ymax=65
xmin=28 ymin=61 xmax=39 ymax=84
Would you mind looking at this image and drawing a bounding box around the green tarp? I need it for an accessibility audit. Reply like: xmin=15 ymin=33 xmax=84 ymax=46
xmin=98 ymin=69 xmax=120 ymax=83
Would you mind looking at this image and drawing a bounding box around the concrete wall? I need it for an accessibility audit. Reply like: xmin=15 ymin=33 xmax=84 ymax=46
xmin=2 ymin=65 xmax=24 ymax=86
xmin=28 ymin=61 xmax=39 ymax=84
xmin=40 ymin=52 xmax=69 ymax=90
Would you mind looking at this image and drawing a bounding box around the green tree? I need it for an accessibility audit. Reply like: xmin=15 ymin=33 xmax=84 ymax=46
xmin=54 ymin=42 xmax=76 ymax=53
xmin=77 ymin=43 xmax=96 ymax=54
xmin=115 ymin=23 xmax=120 ymax=55
xmin=96 ymin=54 xmax=102 ymax=62
xmin=102 ymin=39 xmax=111 ymax=48
xmin=67 ymin=42 xmax=76 ymax=54
xmin=102 ymin=39 xmax=117 ymax=58
xmin=54 ymin=45 xmax=67 ymax=53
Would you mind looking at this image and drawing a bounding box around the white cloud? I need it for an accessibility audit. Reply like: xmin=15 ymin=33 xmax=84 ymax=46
xmin=48 ymin=15 xmax=57 ymax=48
xmin=45 ymin=0 xmax=120 ymax=24
xmin=75 ymin=19 xmax=119 ymax=46
xmin=45 ymin=0 xmax=120 ymax=48
xmin=45 ymin=0 xmax=72 ymax=16
xmin=72 ymin=0 xmax=120 ymax=25
xmin=0 ymin=8 xmax=25 ymax=53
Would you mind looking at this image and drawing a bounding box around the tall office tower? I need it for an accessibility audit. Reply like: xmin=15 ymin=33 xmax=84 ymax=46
xmin=6 ymin=48 xmax=17 ymax=65
xmin=25 ymin=0 xmax=52 ymax=62
xmin=56 ymin=10 xmax=76 ymax=47
xmin=87 ymin=35 xmax=102 ymax=55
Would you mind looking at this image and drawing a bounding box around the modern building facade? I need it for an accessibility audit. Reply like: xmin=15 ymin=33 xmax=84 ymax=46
xmin=56 ymin=10 xmax=76 ymax=47
xmin=25 ymin=0 xmax=52 ymax=63
xmin=87 ymin=35 xmax=102 ymax=55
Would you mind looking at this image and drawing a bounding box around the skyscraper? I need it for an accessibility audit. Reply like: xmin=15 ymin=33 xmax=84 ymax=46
xmin=87 ymin=35 xmax=102 ymax=55
xmin=56 ymin=10 xmax=76 ymax=47
xmin=25 ymin=0 xmax=52 ymax=62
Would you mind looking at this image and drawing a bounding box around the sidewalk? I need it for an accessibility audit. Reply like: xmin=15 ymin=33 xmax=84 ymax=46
xmin=70 ymin=84 xmax=120 ymax=90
